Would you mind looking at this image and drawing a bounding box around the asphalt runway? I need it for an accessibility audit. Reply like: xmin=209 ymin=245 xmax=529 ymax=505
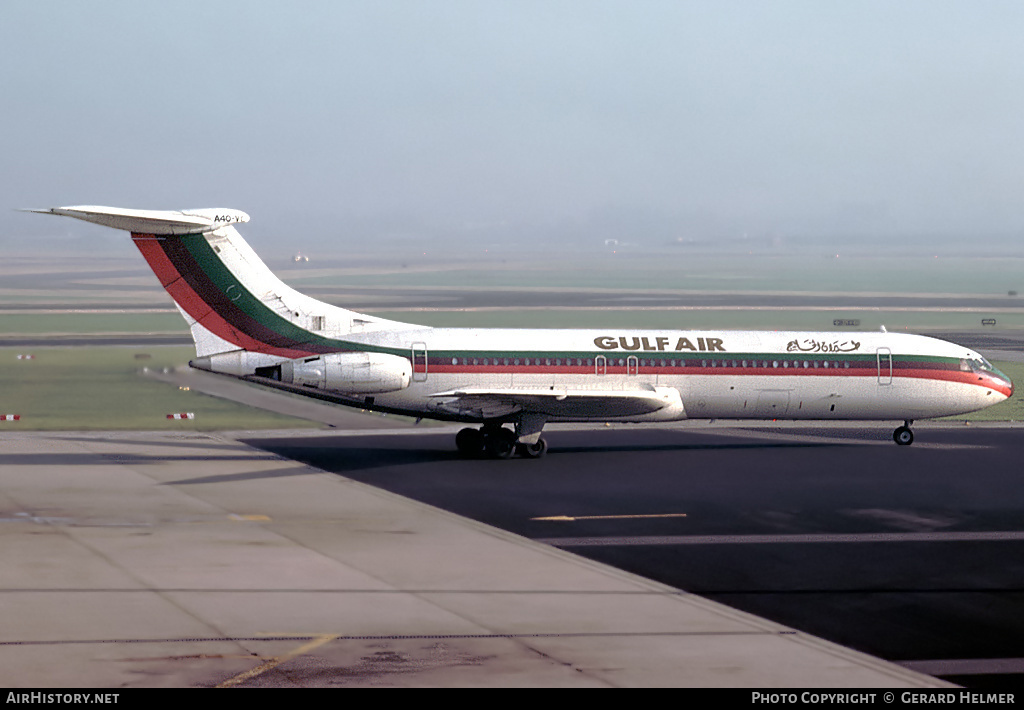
xmin=244 ymin=422 xmax=1024 ymax=689
xmin=5 ymin=254 xmax=1023 ymax=311
xmin=3 ymin=288 xmax=1023 ymax=312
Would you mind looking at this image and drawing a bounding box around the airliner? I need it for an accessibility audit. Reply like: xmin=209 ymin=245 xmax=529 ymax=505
xmin=33 ymin=205 xmax=1013 ymax=457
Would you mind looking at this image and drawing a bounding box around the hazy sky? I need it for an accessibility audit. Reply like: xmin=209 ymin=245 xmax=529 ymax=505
xmin=4 ymin=1 xmax=1024 ymax=251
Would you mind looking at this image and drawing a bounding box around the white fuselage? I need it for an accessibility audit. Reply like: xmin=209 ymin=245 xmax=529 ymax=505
xmin=266 ymin=326 xmax=1011 ymax=424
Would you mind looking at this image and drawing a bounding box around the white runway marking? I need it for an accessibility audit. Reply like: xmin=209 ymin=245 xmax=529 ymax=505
xmin=900 ymin=657 xmax=1024 ymax=676
xmin=539 ymin=531 xmax=1024 ymax=547
xmin=532 ymin=513 xmax=688 ymax=522
xmin=697 ymin=426 xmax=996 ymax=450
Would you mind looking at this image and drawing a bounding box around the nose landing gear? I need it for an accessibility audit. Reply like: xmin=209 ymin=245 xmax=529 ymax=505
xmin=517 ymin=438 xmax=548 ymax=459
xmin=893 ymin=420 xmax=914 ymax=446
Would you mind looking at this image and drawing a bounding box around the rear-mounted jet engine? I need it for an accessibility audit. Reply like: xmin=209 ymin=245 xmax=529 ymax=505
xmin=277 ymin=352 xmax=412 ymax=394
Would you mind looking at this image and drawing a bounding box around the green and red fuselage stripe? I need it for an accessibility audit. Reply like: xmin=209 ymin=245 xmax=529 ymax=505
xmin=425 ymin=358 xmax=1009 ymax=395
xmin=131 ymin=233 xmax=1010 ymax=396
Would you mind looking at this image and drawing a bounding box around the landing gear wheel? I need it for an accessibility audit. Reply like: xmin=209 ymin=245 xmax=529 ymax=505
xmin=455 ymin=427 xmax=484 ymax=457
xmin=484 ymin=427 xmax=517 ymax=459
xmin=893 ymin=426 xmax=914 ymax=446
xmin=517 ymin=438 xmax=548 ymax=459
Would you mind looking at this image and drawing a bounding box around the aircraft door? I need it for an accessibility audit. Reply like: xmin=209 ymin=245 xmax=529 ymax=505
xmin=876 ymin=348 xmax=892 ymax=385
xmin=627 ymin=355 xmax=639 ymax=377
xmin=595 ymin=355 xmax=607 ymax=376
xmin=411 ymin=342 xmax=428 ymax=382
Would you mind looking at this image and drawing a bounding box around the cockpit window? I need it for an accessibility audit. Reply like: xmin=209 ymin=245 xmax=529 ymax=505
xmin=962 ymin=357 xmax=996 ymax=373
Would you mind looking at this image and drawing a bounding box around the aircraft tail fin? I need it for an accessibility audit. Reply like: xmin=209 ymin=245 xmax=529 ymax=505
xmin=34 ymin=206 xmax=417 ymax=361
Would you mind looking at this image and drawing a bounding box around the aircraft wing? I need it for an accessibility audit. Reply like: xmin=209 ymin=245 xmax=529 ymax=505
xmin=428 ymin=385 xmax=686 ymax=420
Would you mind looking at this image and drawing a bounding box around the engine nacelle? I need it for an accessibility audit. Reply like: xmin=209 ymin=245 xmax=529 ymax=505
xmin=280 ymin=351 xmax=411 ymax=394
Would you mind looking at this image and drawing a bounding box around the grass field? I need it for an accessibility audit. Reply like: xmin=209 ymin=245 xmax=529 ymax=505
xmin=0 ymin=347 xmax=316 ymax=431
xmin=0 ymin=313 xmax=185 ymax=335
xmin=4 ymin=308 xmax=1023 ymax=336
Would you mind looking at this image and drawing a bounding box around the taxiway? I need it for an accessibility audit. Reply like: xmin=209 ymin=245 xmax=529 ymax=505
xmin=0 ymin=427 xmax=953 ymax=688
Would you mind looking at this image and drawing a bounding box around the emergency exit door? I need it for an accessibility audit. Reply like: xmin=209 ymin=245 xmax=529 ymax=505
xmin=411 ymin=343 xmax=428 ymax=382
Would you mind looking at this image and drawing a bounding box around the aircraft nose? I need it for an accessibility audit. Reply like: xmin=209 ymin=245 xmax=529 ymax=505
xmin=992 ymin=370 xmax=1013 ymax=400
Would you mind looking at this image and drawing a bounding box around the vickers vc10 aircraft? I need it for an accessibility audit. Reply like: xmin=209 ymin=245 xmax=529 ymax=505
xmin=35 ymin=205 xmax=1013 ymax=458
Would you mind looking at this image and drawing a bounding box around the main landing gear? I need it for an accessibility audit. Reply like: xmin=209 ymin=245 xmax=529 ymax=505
xmin=893 ymin=420 xmax=914 ymax=446
xmin=455 ymin=424 xmax=548 ymax=459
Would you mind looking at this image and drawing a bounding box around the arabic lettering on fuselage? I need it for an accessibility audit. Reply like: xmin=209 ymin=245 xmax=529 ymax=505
xmin=786 ymin=339 xmax=861 ymax=353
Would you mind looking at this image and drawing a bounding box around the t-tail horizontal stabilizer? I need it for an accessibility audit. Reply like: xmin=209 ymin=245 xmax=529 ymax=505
xmin=24 ymin=206 xmax=249 ymax=235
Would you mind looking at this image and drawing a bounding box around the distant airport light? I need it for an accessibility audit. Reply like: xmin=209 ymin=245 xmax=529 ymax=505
xmin=166 ymin=413 xmax=195 ymax=420
xmin=1 ymin=415 xmax=21 ymax=421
